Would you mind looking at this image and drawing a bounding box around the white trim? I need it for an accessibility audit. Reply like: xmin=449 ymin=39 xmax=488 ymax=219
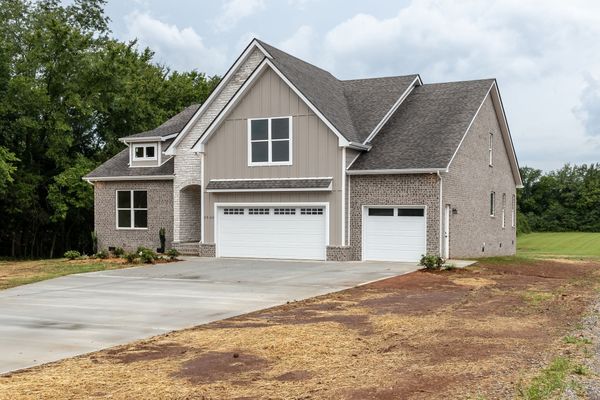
xmin=121 ymin=134 xmax=178 ymax=144
xmin=362 ymin=75 xmax=422 ymax=145
xmin=346 ymin=168 xmax=447 ymax=175
xmin=84 ymin=175 xmax=174 ymax=182
xmin=438 ymin=171 xmax=443 ymax=257
xmin=247 ymin=116 xmax=293 ymax=166
xmin=165 ymin=39 xmax=271 ymax=156
xmin=208 ymin=176 xmax=333 ymax=181
xmin=132 ymin=143 xmax=158 ymax=161
xmin=490 ymin=191 xmax=496 ymax=217
xmin=489 ymin=132 xmax=494 ymax=167
xmin=206 ymin=186 xmax=332 ymax=193
xmin=213 ymin=202 xmax=330 ymax=258
xmin=341 ymin=147 xmax=346 ymax=245
xmin=115 ymin=190 xmax=148 ymax=230
xmin=361 ymin=204 xmax=428 ymax=261
xmin=443 ymin=204 xmax=450 ymax=259
xmin=200 ymin=152 xmax=205 ymax=243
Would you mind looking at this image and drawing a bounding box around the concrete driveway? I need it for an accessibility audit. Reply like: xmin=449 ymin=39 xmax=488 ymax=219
xmin=0 ymin=257 xmax=419 ymax=374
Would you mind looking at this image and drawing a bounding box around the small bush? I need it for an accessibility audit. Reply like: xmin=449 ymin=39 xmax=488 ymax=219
xmin=64 ymin=250 xmax=81 ymax=260
xmin=165 ymin=248 xmax=180 ymax=260
xmin=113 ymin=247 xmax=125 ymax=257
xmin=125 ymin=252 xmax=137 ymax=263
xmin=95 ymin=250 xmax=109 ymax=259
xmin=419 ymin=254 xmax=445 ymax=270
xmin=137 ymin=247 xmax=157 ymax=264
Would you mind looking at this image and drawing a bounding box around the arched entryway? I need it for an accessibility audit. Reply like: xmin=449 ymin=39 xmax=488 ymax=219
xmin=179 ymin=185 xmax=201 ymax=242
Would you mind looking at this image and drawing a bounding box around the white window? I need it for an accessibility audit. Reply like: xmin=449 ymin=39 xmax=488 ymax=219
xmin=116 ymin=190 xmax=147 ymax=229
xmin=248 ymin=117 xmax=292 ymax=165
xmin=488 ymin=133 xmax=493 ymax=166
xmin=501 ymin=193 xmax=506 ymax=228
xmin=133 ymin=144 xmax=157 ymax=161
xmin=511 ymin=194 xmax=516 ymax=228
xmin=490 ymin=191 xmax=495 ymax=217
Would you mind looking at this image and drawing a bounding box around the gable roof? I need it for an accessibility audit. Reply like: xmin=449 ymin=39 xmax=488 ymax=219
xmin=255 ymin=40 xmax=419 ymax=144
xmin=121 ymin=104 xmax=200 ymax=142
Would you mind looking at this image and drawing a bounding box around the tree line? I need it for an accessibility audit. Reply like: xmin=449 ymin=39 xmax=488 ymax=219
xmin=518 ymin=164 xmax=600 ymax=234
xmin=0 ymin=0 xmax=219 ymax=257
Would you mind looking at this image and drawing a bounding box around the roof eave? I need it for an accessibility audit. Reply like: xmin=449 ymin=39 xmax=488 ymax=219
xmin=83 ymin=175 xmax=174 ymax=182
xmin=346 ymin=168 xmax=448 ymax=175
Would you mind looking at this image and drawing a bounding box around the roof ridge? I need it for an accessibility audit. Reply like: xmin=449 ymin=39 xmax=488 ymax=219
xmin=341 ymin=74 xmax=419 ymax=83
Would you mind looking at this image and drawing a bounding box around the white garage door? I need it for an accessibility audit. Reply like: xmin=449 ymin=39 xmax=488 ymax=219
xmin=217 ymin=206 xmax=327 ymax=260
xmin=363 ymin=207 xmax=426 ymax=262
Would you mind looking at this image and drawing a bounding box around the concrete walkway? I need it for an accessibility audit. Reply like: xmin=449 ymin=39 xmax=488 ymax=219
xmin=0 ymin=257 xmax=419 ymax=374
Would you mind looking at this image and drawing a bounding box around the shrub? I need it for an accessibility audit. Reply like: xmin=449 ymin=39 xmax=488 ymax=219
xmin=95 ymin=250 xmax=109 ymax=259
xmin=137 ymin=247 xmax=157 ymax=264
xmin=64 ymin=250 xmax=81 ymax=260
xmin=113 ymin=247 xmax=125 ymax=257
xmin=165 ymin=248 xmax=180 ymax=260
xmin=91 ymin=231 xmax=98 ymax=254
xmin=125 ymin=252 xmax=138 ymax=263
xmin=159 ymin=227 xmax=166 ymax=253
xmin=419 ymin=254 xmax=445 ymax=270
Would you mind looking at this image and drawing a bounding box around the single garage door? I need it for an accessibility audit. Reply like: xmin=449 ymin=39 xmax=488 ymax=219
xmin=363 ymin=207 xmax=426 ymax=262
xmin=217 ymin=206 xmax=327 ymax=260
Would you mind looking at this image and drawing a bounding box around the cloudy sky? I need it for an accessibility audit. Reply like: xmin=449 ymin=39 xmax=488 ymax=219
xmin=104 ymin=0 xmax=600 ymax=171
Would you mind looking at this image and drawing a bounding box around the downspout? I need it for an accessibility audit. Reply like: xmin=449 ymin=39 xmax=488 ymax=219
xmin=437 ymin=171 xmax=443 ymax=258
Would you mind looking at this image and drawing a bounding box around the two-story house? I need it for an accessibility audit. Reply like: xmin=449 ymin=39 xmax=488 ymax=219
xmin=84 ymin=39 xmax=522 ymax=262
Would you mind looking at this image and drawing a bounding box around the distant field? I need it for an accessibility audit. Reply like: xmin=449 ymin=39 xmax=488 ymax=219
xmin=518 ymin=232 xmax=600 ymax=258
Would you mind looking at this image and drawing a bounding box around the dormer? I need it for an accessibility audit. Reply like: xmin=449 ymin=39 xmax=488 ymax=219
xmin=128 ymin=141 xmax=161 ymax=167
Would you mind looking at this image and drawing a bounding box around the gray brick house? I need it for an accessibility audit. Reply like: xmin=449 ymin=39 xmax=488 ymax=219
xmin=85 ymin=39 xmax=522 ymax=261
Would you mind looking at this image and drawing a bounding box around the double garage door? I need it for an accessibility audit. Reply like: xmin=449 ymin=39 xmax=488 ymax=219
xmin=363 ymin=207 xmax=427 ymax=262
xmin=217 ymin=206 xmax=327 ymax=260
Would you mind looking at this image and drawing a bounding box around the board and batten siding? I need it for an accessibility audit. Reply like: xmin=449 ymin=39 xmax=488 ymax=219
xmin=203 ymin=67 xmax=345 ymax=245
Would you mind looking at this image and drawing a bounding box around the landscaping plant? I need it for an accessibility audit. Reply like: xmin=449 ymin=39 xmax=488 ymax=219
xmin=419 ymin=254 xmax=445 ymax=270
xmin=159 ymin=227 xmax=166 ymax=253
xmin=165 ymin=248 xmax=180 ymax=261
xmin=91 ymin=231 xmax=98 ymax=254
xmin=137 ymin=247 xmax=157 ymax=264
xmin=63 ymin=250 xmax=81 ymax=260
xmin=95 ymin=250 xmax=109 ymax=259
xmin=113 ymin=247 xmax=125 ymax=257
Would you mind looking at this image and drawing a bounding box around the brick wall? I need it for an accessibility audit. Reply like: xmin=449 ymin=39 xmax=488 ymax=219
xmin=93 ymin=180 xmax=173 ymax=252
xmin=442 ymin=94 xmax=517 ymax=257
xmin=173 ymin=48 xmax=265 ymax=242
xmin=349 ymin=174 xmax=441 ymax=260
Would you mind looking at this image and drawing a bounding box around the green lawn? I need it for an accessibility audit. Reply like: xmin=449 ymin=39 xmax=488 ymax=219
xmin=0 ymin=259 xmax=138 ymax=290
xmin=518 ymin=232 xmax=600 ymax=258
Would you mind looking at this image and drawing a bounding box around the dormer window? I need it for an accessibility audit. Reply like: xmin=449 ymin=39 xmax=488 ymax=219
xmin=248 ymin=117 xmax=292 ymax=166
xmin=133 ymin=144 xmax=157 ymax=161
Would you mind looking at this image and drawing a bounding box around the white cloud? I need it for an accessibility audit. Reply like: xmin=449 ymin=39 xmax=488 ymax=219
xmin=125 ymin=11 xmax=227 ymax=73
xmin=214 ymin=0 xmax=265 ymax=32
xmin=279 ymin=25 xmax=315 ymax=60
xmin=575 ymin=74 xmax=600 ymax=137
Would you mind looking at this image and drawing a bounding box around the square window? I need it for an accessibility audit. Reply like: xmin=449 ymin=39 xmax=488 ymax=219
xmin=135 ymin=147 xmax=144 ymax=158
xmin=117 ymin=191 xmax=131 ymax=208
xmin=134 ymin=210 xmax=147 ymax=228
xmin=251 ymin=119 xmax=268 ymax=140
xmin=251 ymin=142 xmax=269 ymax=162
xmin=271 ymin=118 xmax=289 ymax=139
xmin=118 ymin=210 xmax=131 ymax=228
xmin=145 ymin=146 xmax=155 ymax=158
xmin=272 ymin=140 xmax=289 ymax=162
xmin=133 ymin=191 xmax=147 ymax=208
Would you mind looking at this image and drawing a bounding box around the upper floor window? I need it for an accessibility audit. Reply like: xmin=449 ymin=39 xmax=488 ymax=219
xmin=117 ymin=190 xmax=147 ymax=229
xmin=490 ymin=191 xmax=496 ymax=217
xmin=488 ymin=133 xmax=493 ymax=166
xmin=501 ymin=193 xmax=506 ymax=228
xmin=133 ymin=144 xmax=157 ymax=161
xmin=248 ymin=117 xmax=292 ymax=166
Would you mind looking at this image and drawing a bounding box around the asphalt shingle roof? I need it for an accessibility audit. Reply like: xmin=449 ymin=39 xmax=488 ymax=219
xmin=206 ymin=178 xmax=332 ymax=191
xmin=349 ymin=79 xmax=495 ymax=171
xmin=121 ymin=104 xmax=200 ymax=140
xmin=85 ymin=140 xmax=174 ymax=179
xmin=257 ymin=40 xmax=417 ymax=144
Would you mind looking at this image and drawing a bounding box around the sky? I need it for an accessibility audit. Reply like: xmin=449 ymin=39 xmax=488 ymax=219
xmin=103 ymin=0 xmax=600 ymax=171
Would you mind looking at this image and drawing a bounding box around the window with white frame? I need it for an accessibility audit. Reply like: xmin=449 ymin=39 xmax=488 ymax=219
xmin=117 ymin=190 xmax=147 ymax=229
xmin=249 ymin=117 xmax=292 ymax=165
xmin=501 ymin=193 xmax=506 ymax=228
xmin=490 ymin=191 xmax=496 ymax=217
xmin=488 ymin=133 xmax=493 ymax=166
xmin=512 ymin=194 xmax=516 ymax=228
xmin=133 ymin=144 xmax=157 ymax=160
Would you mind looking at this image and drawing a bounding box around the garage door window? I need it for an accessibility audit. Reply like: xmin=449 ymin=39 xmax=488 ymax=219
xmin=301 ymin=208 xmax=324 ymax=215
xmin=368 ymin=208 xmax=394 ymax=216
xmin=274 ymin=208 xmax=296 ymax=215
xmin=224 ymin=208 xmax=244 ymax=215
xmin=248 ymin=208 xmax=269 ymax=215
xmin=397 ymin=208 xmax=425 ymax=217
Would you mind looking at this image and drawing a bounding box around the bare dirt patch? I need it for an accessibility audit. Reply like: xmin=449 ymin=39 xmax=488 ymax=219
xmin=2 ymin=258 xmax=600 ymax=399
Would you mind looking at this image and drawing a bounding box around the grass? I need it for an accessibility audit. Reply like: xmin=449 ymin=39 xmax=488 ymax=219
xmin=0 ymin=258 xmax=138 ymax=290
xmin=518 ymin=232 xmax=600 ymax=258
xmin=518 ymin=357 xmax=574 ymax=399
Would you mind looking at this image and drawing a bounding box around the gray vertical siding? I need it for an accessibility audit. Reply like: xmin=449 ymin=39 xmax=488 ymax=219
xmin=203 ymin=67 xmax=344 ymax=244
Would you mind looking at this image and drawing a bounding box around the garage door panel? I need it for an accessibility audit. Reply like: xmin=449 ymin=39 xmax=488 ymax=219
xmin=217 ymin=206 xmax=326 ymax=260
xmin=364 ymin=207 xmax=426 ymax=262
